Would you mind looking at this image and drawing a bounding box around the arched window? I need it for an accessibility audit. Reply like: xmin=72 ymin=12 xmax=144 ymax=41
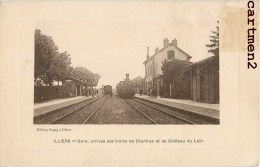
xmin=167 ymin=51 xmax=175 ymax=60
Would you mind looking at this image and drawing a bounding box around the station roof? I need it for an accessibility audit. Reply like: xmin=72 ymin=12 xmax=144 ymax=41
xmin=186 ymin=55 xmax=218 ymax=67
xmin=64 ymin=76 xmax=88 ymax=85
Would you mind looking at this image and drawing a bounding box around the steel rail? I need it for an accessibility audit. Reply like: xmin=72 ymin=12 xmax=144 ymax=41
xmin=124 ymin=99 xmax=158 ymax=125
xmin=48 ymin=96 xmax=105 ymax=124
xmin=133 ymin=99 xmax=196 ymax=125
xmin=82 ymin=97 xmax=108 ymax=124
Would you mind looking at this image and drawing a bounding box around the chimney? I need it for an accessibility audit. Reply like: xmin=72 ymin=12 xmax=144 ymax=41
xmin=155 ymin=47 xmax=159 ymax=54
xmin=146 ymin=47 xmax=149 ymax=59
xmin=172 ymin=38 xmax=177 ymax=46
xmin=125 ymin=74 xmax=130 ymax=81
xmin=163 ymin=38 xmax=169 ymax=47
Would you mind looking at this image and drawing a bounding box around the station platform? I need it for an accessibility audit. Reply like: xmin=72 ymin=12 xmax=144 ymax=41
xmin=34 ymin=96 xmax=95 ymax=117
xmin=134 ymin=95 xmax=219 ymax=120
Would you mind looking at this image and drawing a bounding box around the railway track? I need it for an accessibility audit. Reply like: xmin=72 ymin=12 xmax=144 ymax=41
xmin=34 ymin=94 xmax=215 ymax=124
xmin=133 ymin=98 xmax=217 ymax=124
xmin=82 ymin=97 xmax=108 ymax=124
xmin=84 ymin=95 xmax=153 ymax=124
xmin=124 ymin=99 xmax=158 ymax=124
xmin=125 ymin=99 xmax=196 ymax=124
xmin=50 ymin=96 xmax=109 ymax=124
xmin=133 ymin=99 xmax=196 ymax=124
xmin=34 ymin=95 xmax=107 ymax=124
xmin=124 ymin=97 xmax=217 ymax=124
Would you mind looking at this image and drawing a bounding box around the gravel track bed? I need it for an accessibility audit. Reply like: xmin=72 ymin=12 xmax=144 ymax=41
xmin=134 ymin=99 xmax=210 ymax=124
xmin=86 ymin=95 xmax=152 ymax=124
xmin=53 ymin=97 xmax=108 ymax=124
xmin=127 ymin=99 xmax=187 ymax=124
xmin=34 ymin=96 xmax=103 ymax=124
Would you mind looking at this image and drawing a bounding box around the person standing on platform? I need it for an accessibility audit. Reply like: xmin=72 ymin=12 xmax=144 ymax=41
xmin=150 ymin=87 xmax=154 ymax=98
xmin=160 ymin=86 xmax=164 ymax=98
xmin=139 ymin=88 xmax=143 ymax=96
xmin=154 ymin=87 xmax=157 ymax=98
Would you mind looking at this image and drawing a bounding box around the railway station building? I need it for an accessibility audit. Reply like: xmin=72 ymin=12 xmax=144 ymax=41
xmin=34 ymin=76 xmax=89 ymax=102
xmin=62 ymin=76 xmax=88 ymax=97
xmin=143 ymin=38 xmax=192 ymax=96
xmin=187 ymin=55 xmax=219 ymax=103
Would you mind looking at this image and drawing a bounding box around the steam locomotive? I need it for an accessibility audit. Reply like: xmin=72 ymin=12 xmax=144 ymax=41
xmin=116 ymin=74 xmax=135 ymax=99
xmin=103 ymin=85 xmax=112 ymax=96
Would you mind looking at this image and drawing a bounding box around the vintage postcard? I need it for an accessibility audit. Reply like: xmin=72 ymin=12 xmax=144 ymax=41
xmin=0 ymin=0 xmax=259 ymax=166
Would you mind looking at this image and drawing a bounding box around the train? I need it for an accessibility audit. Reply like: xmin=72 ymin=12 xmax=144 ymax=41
xmin=103 ymin=85 xmax=113 ymax=96
xmin=116 ymin=74 xmax=135 ymax=99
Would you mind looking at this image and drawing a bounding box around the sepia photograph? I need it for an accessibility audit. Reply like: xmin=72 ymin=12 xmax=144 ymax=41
xmin=1 ymin=1 xmax=259 ymax=167
xmin=33 ymin=6 xmax=220 ymax=125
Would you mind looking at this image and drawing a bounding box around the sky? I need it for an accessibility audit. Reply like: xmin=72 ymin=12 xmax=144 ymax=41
xmin=36 ymin=1 xmax=222 ymax=88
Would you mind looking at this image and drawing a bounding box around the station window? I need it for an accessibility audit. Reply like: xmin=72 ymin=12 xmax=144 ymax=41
xmin=167 ymin=51 xmax=175 ymax=60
